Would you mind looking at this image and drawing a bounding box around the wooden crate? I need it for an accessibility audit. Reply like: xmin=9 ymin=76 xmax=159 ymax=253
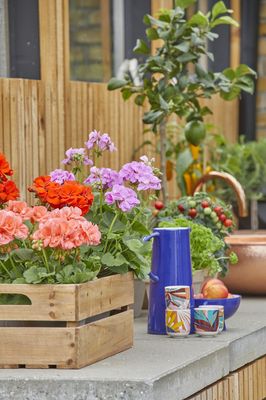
xmin=0 ymin=272 xmax=134 ymax=369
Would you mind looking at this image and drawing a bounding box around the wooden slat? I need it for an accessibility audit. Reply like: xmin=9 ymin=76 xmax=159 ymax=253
xmin=186 ymin=356 xmax=266 ymax=400
xmin=0 ymin=283 xmax=76 ymax=321
xmin=77 ymin=310 xmax=133 ymax=369
xmin=77 ymin=272 xmax=134 ymax=320
xmin=0 ymin=326 xmax=76 ymax=367
xmin=230 ymin=0 xmax=241 ymax=69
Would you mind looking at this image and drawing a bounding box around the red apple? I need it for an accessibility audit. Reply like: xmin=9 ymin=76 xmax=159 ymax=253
xmin=203 ymin=283 xmax=229 ymax=299
xmin=201 ymin=278 xmax=226 ymax=293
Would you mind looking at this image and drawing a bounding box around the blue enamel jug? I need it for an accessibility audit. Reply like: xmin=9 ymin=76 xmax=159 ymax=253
xmin=143 ymin=227 xmax=194 ymax=335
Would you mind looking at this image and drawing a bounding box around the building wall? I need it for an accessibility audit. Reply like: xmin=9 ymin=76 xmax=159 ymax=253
xmin=69 ymin=0 xmax=110 ymax=82
xmin=257 ymin=0 xmax=266 ymax=139
xmin=0 ymin=0 xmax=9 ymax=77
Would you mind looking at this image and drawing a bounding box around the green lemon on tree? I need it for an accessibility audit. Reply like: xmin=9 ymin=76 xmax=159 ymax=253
xmin=184 ymin=120 xmax=206 ymax=146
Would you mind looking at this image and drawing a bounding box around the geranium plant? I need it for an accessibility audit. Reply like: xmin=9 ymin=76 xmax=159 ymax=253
xmin=29 ymin=130 xmax=161 ymax=280
xmin=0 ymin=153 xmax=20 ymax=206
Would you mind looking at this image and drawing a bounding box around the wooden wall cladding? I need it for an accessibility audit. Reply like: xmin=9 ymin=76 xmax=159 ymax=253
xmin=187 ymin=355 xmax=266 ymax=400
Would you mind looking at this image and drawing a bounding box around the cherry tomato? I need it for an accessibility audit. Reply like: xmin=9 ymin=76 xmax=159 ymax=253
xmin=214 ymin=206 xmax=222 ymax=215
xmin=204 ymin=207 xmax=212 ymax=215
xmin=178 ymin=204 xmax=185 ymax=212
xmin=188 ymin=208 xmax=197 ymax=218
xmin=152 ymin=209 xmax=159 ymax=217
xmin=219 ymin=214 xmax=226 ymax=222
xmin=201 ymin=200 xmax=209 ymax=208
xmin=154 ymin=201 xmax=164 ymax=210
xmin=224 ymin=219 xmax=233 ymax=227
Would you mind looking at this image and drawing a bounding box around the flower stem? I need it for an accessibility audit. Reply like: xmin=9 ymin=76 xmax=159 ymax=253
xmin=9 ymin=254 xmax=20 ymax=277
xmin=0 ymin=259 xmax=12 ymax=279
xmin=42 ymin=248 xmax=50 ymax=273
xmin=103 ymin=213 xmax=119 ymax=253
xmin=100 ymin=182 xmax=103 ymax=218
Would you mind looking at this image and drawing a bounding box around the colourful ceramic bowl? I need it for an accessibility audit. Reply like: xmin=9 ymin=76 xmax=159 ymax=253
xmin=194 ymin=295 xmax=241 ymax=320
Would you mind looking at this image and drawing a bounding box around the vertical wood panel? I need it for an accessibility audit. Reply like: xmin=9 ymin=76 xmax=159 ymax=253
xmin=186 ymin=356 xmax=266 ymax=400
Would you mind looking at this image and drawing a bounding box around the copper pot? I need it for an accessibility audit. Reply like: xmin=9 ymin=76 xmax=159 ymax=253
xmin=222 ymin=231 xmax=266 ymax=295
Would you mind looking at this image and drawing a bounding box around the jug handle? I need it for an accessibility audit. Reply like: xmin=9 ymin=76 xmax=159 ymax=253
xmin=149 ymin=271 xmax=159 ymax=283
xmin=143 ymin=232 xmax=159 ymax=242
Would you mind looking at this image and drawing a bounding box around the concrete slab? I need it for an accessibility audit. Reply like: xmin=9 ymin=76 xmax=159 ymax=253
xmin=0 ymin=297 xmax=265 ymax=400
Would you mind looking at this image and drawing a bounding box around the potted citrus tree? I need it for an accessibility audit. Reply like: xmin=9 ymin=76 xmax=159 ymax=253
xmin=108 ymin=0 xmax=256 ymax=204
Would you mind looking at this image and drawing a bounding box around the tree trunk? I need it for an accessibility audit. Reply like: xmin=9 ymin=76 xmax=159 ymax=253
xmin=159 ymin=121 xmax=168 ymax=205
xmin=250 ymin=199 xmax=259 ymax=231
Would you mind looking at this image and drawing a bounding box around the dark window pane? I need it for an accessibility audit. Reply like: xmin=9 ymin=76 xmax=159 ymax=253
xmin=8 ymin=0 xmax=40 ymax=80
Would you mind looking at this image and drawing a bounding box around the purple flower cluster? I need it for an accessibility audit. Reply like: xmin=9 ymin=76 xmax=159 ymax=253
xmin=84 ymin=167 xmax=122 ymax=189
xmin=105 ymin=184 xmax=140 ymax=212
xmin=50 ymin=169 xmax=75 ymax=184
xmin=119 ymin=158 xmax=161 ymax=191
xmin=85 ymin=130 xmax=117 ymax=153
xmin=62 ymin=148 xmax=93 ymax=166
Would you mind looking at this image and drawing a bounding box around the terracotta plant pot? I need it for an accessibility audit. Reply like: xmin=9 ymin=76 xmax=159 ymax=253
xmin=222 ymin=231 xmax=266 ymax=295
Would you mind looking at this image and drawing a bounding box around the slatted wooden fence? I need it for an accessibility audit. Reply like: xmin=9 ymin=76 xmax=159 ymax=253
xmin=0 ymin=0 xmax=239 ymax=201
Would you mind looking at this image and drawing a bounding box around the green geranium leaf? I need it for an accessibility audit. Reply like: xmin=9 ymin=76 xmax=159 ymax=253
xmin=23 ymin=266 xmax=50 ymax=284
xmin=131 ymin=220 xmax=150 ymax=235
xmin=101 ymin=253 xmax=129 ymax=267
xmin=107 ymin=78 xmax=127 ymax=90
xmin=123 ymin=238 xmax=143 ymax=253
xmin=11 ymin=248 xmax=35 ymax=262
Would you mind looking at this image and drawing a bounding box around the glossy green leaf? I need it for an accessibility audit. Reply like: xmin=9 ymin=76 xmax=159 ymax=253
xmin=175 ymin=41 xmax=190 ymax=52
xmin=211 ymin=16 xmax=239 ymax=28
xmin=189 ymin=12 xmax=209 ymax=27
xmin=212 ymin=1 xmax=232 ymax=20
xmin=134 ymin=39 xmax=150 ymax=54
xmin=107 ymin=78 xmax=127 ymax=90
xmin=146 ymin=27 xmax=159 ymax=40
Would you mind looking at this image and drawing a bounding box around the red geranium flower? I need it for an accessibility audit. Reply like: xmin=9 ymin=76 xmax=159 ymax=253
xmin=29 ymin=177 xmax=94 ymax=215
xmin=0 ymin=153 xmax=13 ymax=181
xmin=0 ymin=180 xmax=20 ymax=203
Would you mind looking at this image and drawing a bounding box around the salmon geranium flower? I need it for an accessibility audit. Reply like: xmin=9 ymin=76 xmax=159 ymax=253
xmin=0 ymin=210 xmax=29 ymax=245
xmin=33 ymin=207 xmax=101 ymax=250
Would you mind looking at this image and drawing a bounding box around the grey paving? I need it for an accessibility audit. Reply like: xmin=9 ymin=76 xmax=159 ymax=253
xmin=0 ymin=297 xmax=265 ymax=400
